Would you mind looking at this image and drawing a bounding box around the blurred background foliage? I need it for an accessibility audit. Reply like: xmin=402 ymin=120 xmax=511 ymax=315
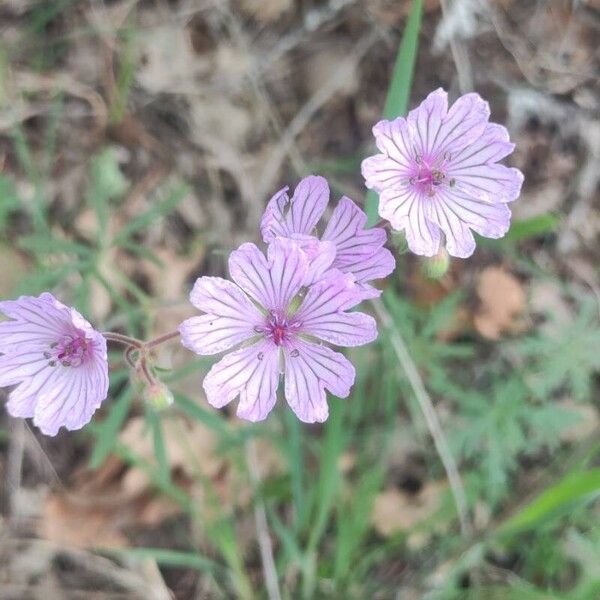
xmin=0 ymin=0 xmax=599 ymax=598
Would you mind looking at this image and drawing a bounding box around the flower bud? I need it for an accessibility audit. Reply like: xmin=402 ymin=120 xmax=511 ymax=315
xmin=144 ymin=381 xmax=174 ymax=411
xmin=422 ymin=248 xmax=450 ymax=279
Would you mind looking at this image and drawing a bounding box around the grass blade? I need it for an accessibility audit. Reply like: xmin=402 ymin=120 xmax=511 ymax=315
xmin=499 ymin=469 xmax=600 ymax=535
xmin=365 ymin=0 xmax=423 ymax=225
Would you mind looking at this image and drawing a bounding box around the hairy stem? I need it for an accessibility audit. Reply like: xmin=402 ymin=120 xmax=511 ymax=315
xmin=372 ymin=297 xmax=472 ymax=537
xmin=102 ymin=331 xmax=143 ymax=348
xmin=145 ymin=330 xmax=180 ymax=349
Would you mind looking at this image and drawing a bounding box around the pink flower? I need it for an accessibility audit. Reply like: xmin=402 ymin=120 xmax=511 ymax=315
xmin=0 ymin=293 xmax=109 ymax=436
xmin=362 ymin=88 xmax=524 ymax=258
xmin=260 ymin=176 xmax=395 ymax=299
xmin=178 ymin=238 xmax=377 ymax=423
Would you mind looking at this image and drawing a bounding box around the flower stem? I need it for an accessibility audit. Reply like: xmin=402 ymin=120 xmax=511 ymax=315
xmin=145 ymin=330 xmax=180 ymax=349
xmin=102 ymin=331 xmax=144 ymax=348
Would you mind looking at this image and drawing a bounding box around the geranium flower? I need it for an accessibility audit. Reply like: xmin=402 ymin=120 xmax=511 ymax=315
xmin=260 ymin=175 xmax=395 ymax=298
xmin=0 ymin=293 xmax=109 ymax=435
xmin=179 ymin=238 xmax=377 ymax=423
xmin=361 ymin=88 xmax=524 ymax=258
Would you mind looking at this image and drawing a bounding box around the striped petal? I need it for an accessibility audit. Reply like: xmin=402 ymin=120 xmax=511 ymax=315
xmin=229 ymin=238 xmax=308 ymax=312
xmin=405 ymin=198 xmax=441 ymax=257
xmin=283 ymin=339 xmax=355 ymax=423
xmin=178 ymin=277 xmax=263 ymax=355
xmin=260 ymin=176 xmax=329 ymax=242
xmin=203 ymin=340 xmax=279 ymax=422
xmin=295 ymin=272 xmax=377 ymax=346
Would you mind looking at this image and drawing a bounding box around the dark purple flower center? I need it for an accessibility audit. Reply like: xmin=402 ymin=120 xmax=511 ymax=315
xmin=409 ymin=154 xmax=455 ymax=198
xmin=44 ymin=335 xmax=89 ymax=368
xmin=263 ymin=312 xmax=300 ymax=346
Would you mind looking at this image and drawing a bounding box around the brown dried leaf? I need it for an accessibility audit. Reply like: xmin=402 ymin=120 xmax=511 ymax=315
xmin=372 ymin=481 xmax=446 ymax=538
xmin=39 ymin=492 xmax=129 ymax=549
xmin=474 ymin=266 xmax=526 ymax=339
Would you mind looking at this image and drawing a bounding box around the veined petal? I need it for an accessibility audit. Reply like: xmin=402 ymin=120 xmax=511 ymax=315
xmin=405 ymin=199 xmax=441 ymax=257
xmin=295 ymin=272 xmax=377 ymax=346
xmin=179 ymin=277 xmax=263 ymax=355
xmin=32 ymin=360 xmax=109 ymax=436
xmin=438 ymin=188 xmax=512 ymax=239
xmin=229 ymin=239 xmax=308 ymax=312
xmin=260 ymin=186 xmax=290 ymax=242
xmin=434 ymin=92 xmax=490 ymax=156
xmin=371 ymin=118 xmax=414 ymax=171
xmin=429 ymin=198 xmax=477 ymax=258
xmin=449 ymin=163 xmax=524 ymax=204
xmin=407 ymin=88 xmax=448 ymax=158
xmin=361 ymin=153 xmax=410 ymax=193
xmin=301 ymin=238 xmax=336 ymax=287
xmin=451 ymin=123 xmax=516 ymax=167
xmin=203 ymin=340 xmax=279 ymax=421
xmin=0 ymin=294 xmax=70 ymax=349
xmin=283 ymin=339 xmax=355 ymax=423
xmin=323 ymin=197 xmax=386 ymax=261
xmin=378 ymin=186 xmax=419 ymax=230
xmin=260 ymin=176 xmax=329 ymax=242
xmin=343 ymin=246 xmax=395 ymax=287
xmin=0 ymin=351 xmax=48 ymax=387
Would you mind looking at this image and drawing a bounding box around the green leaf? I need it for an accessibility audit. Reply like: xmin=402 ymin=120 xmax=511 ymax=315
xmin=106 ymin=547 xmax=222 ymax=575
xmin=365 ymin=0 xmax=423 ymax=225
xmin=500 ymin=469 xmax=600 ymax=535
xmin=113 ymin=183 xmax=189 ymax=246
xmin=519 ymin=299 xmax=600 ymax=401
xmin=506 ymin=214 xmax=560 ymax=242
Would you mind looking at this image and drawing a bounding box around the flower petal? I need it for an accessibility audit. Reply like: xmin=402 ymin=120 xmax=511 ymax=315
xmin=32 ymin=360 xmax=109 ymax=436
xmin=429 ymin=198 xmax=477 ymax=258
xmin=229 ymin=238 xmax=308 ymax=312
xmin=323 ymin=197 xmax=385 ymax=262
xmin=407 ymin=88 xmax=448 ymax=158
xmin=404 ymin=199 xmax=441 ymax=257
xmin=345 ymin=246 xmax=396 ymax=288
xmin=438 ymin=188 xmax=512 ymax=239
xmin=203 ymin=340 xmax=279 ymax=421
xmin=0 ymin=350 xmax=49 ymax=387
xmin=431 ymin=92 xmax=490 ymax=157
xmin=451 ymin=123 xmax=516 ymax=167
xmin=371 ymin=118 xmax=414 ymax=172
xmin=295 ymin=272 xmax=377 ymax=346
xmin=449 ymin=163 xmax=524 ymax=204
xmin=288 ymin=235 xmax=336 ymax=287
xmin=361 ymin=153 xmax=409 ymax=193
xmin=378 ymin=186 xmax=419 ymax=230
xmin=260 ymin=176 xmax=329 ymax=242
xmin=283 ymin=339 xmax=355 ymax=423
xmin=0 ymin=294 xmax=70 ymax=350
xmin=179 ymin=277 xmax=263 ymax=355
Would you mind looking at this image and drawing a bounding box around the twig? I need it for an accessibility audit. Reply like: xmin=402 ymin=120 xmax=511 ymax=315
xmin=246 ymin=438 xmax=282 ymax=600
xmin=372 ymin=298 xmax=472 ymax=537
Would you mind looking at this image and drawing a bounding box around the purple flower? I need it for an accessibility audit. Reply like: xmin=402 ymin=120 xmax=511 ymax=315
xmin=0 ymin=293 xmax=109 ymax=436
xmin=362 ymin=88 xmax=524 ymax=258
xmin=178 ymin=238 xmax=377 ymax=423
xmin=260 ymin=175 xmax=395 ymax=298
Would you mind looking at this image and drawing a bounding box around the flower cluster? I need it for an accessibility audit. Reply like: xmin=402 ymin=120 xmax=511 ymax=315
xmin=0 ymin=89 xmax=522 ymax=435
xmin=179 ymin=178 xmax=394 ymax=422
